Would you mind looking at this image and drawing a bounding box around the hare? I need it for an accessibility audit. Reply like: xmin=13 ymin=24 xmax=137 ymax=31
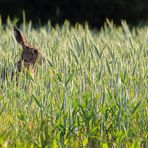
xmin=1 ymin=26 xmax=45 ymax=86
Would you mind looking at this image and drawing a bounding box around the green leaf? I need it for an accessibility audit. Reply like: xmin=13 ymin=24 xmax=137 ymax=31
xmin=132 ymin=100 xmax=143 ymax=114
xmin=0 ymin=103 xmax=6 ymax=115
xmin=32 ymin=95 xmax=42 ymax=108
xmin=83 ymin=138 xmax=88 ymax=147
xmin=65 ymin=73 xmax=73 ymax=87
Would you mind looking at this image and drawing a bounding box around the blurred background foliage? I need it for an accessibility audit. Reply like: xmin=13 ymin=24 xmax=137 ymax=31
xmin=0 ymin=0 xmax=148 ymax=27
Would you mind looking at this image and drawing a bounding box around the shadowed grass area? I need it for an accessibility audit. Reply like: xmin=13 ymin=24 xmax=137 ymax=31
xmin=0 ymin=19 xmax=147 ymax=147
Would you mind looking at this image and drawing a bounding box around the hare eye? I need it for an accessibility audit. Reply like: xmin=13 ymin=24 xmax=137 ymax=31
xmin=32 ymin=49 xmax=38 ymax=55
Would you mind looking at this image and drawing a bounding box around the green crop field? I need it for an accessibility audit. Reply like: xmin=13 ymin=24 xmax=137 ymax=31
xmin=0 ymin=18 xmax=147 ymax=147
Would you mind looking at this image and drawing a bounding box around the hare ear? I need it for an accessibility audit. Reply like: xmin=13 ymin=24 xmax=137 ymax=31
xmin=13 ymin=26 xmax=27 ymax=46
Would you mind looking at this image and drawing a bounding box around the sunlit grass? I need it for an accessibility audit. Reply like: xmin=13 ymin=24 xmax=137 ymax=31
xmin=0 ymin=18 xmax=147 ymax=147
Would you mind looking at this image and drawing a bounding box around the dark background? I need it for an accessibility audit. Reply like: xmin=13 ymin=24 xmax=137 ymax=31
xmin=0 ymin=0 xmax=148 ymax=27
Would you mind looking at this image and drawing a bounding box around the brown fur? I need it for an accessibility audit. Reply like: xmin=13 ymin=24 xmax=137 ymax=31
xmin=1 ymin=26 xmax=44 ymax=86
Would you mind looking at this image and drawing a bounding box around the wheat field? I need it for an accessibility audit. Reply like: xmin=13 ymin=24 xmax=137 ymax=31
xmin=0 ymin=18 xmax=147 ymax=147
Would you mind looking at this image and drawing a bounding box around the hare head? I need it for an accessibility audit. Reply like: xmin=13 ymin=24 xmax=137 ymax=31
xmin=13 ymin=26 xmax=40 ymax=69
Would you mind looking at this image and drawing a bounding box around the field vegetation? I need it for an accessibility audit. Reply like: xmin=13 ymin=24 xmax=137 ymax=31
xmin=0 ymin=18 xmax=147 ymax=147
